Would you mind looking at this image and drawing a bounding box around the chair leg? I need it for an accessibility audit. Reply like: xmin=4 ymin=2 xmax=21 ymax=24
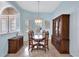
xmin=44 ymin=45 xmax=46 ymax=52
xmin=44 ymin=46 xmax=46 ymax=52
xmin=28 ymin=45 xmax=30 ymax=51
xmin=47 ymin=45 xmax=49 ymax=50
xmin=46 ymin=41 xmax=49 ymax=50
xmin=31 ymin=45 xmax=33 ymax=52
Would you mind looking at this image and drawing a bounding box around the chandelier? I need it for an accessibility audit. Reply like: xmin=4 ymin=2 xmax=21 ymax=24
xmin=35 ymin=1 xmax=42 ymax=25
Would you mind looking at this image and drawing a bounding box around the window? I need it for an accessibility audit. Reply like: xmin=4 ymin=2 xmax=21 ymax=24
xmin=1 ymin=16 xmax=8 ymax=33
xmin=0 ymin=7 xmax=19 ymax=34
xmin=0 ymin=15 xmax=17 ymax=34
xmin=0 ymin=15 xmax=8 ymax=34
xmin=0 ymin=17 xmax=2 ymax=33
xmin=9 ymin=15 xmax=16 ymax=32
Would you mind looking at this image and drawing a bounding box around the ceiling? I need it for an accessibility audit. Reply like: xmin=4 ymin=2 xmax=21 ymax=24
xmin=16 ymin=1 xmax=61 ymax=13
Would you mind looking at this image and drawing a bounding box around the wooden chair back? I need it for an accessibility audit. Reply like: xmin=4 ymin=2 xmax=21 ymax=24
xmin=28 ymin=30 xmax=34 ymax=49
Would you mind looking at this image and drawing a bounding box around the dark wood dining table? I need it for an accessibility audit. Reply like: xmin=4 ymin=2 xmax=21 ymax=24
xmin=31 ymin=35 xmax=46 ymax=52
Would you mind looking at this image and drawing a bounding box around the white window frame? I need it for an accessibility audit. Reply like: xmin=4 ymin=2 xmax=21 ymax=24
xmin=0 ymin=14 xmax=19 ymax=35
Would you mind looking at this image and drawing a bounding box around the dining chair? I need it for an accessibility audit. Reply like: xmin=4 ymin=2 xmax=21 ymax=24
xmin=41 ymin=30 xmax=49 ymax=51
xmin=44 ymin=31 xmax=49 ymax=50
xmin=28 ymin=30 xmax=34 ymax=50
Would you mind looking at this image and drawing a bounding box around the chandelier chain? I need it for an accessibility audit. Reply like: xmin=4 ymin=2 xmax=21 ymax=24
xmin=38 ymin=1 xmax=39 ymax=17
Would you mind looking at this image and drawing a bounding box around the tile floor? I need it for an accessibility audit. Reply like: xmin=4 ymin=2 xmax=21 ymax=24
xmin=6 ymin=41 xmax=72 ymax=57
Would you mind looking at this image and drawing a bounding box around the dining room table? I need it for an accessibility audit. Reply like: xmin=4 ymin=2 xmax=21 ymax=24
xmin=32 ymin=34 xmax=46 ymax=51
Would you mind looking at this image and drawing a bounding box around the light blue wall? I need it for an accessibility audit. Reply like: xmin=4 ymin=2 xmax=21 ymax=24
xmin=8 ymin=1 xmax=33 ymax=41
xmin=9 ymin=1 xmax=53 ymax=41
xmin=22 ymin=12 xmax=53 ymax=41
xmin=0 ymin=2 xmax=20 ymax=57
xmin=51 ymin=1 xmax=79 ymax=57
xmin=0 ymin=32 xmax=17 ymax=56
xmin=28 ymin=12 xmax=53 ymax=39
xmin=23 ymin=12 xmax=53 ymax=40
xmin=0 ymin=3 xmax=20 ymax=56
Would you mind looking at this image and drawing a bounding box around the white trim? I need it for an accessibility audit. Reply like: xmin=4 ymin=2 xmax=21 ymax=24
xmin=0 ymin=31 xmax=17 ymax=35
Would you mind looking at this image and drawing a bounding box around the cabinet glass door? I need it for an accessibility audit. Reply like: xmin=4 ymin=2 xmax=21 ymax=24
xmin=55 ymin=19 xmax=59 ymax=36
xmin=59 ymin=19 xmax=62 ymax=36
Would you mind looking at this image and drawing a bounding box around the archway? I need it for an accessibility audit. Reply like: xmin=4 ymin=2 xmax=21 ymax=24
xmin=2 ymin=7 xmax=17 ymax=15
